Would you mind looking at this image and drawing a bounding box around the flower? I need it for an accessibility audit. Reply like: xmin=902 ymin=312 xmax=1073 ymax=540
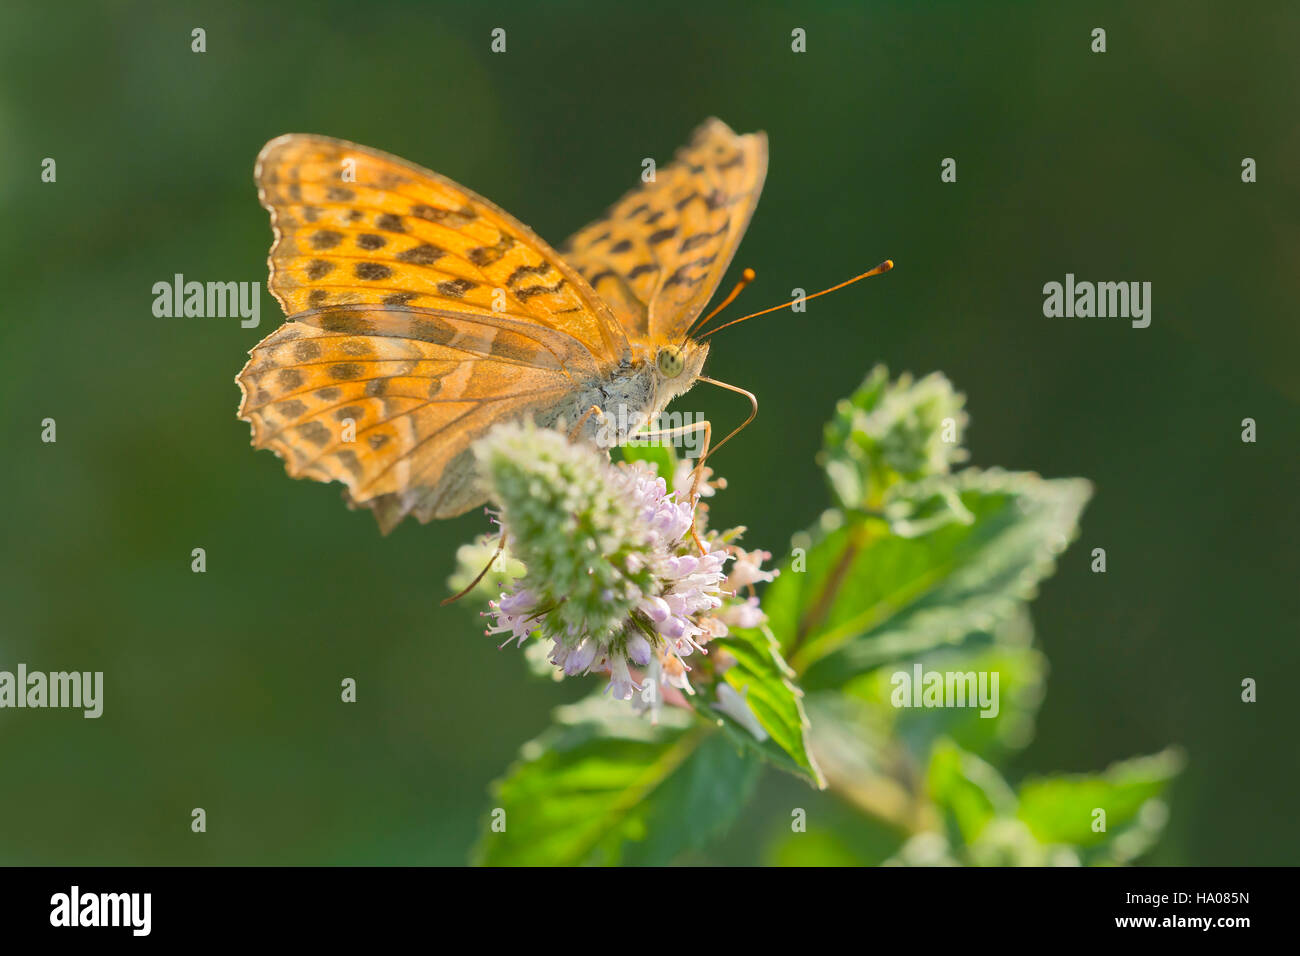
xmin=717 ymin=596 xmax=766 ymax=630
xmin=475 ymin=423 xmax=735 ymax=701
xmin=726 ymin=547 xmax=778 ymax=590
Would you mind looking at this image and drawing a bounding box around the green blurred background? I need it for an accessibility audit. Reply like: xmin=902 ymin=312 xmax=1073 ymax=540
xmin=2 ymin=0 xmax=1296 ymax=865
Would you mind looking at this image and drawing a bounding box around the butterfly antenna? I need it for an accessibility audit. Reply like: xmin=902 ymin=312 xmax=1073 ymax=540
xmin=697 ymin=260 xmax=894 ymax=340
xmin=685 ymin=267 xmax=758 ymax=341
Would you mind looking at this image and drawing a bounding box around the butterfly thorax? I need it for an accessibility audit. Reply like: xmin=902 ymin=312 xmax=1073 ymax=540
xmin=550 ymin=338 xmax=709 ymax=448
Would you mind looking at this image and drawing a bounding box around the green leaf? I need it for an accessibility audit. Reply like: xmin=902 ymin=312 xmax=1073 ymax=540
xmin=1016 ymin=749 xmax=1184 ymax=854
xmin=927 ymin=738 xmax=1017 ymax=846
xmin=841 ymin=606 xmax=1046 ymax=763
xmin=766 ymin=469 xmax=1091 ymax=689
xmin=764 ymin=815 xmax=907 ymax=867
xmin=707 ymin=625 xmax=825 ymax=787
xmin=766 ymin=827 xmax=870 ymax=866
xmin=802 ymin=611 xmax=1043 ymax=832
xmin=474 ymin=696 xmax=760 ymax=866
xmin=803 ymin=691 xmax=926 ymax=831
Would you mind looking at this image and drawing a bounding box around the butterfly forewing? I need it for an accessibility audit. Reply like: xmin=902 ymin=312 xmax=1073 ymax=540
xmin=255 ymin=134 xmax=629 ymax=362
xmin=560 ymin=117 xmax=768 ymax=342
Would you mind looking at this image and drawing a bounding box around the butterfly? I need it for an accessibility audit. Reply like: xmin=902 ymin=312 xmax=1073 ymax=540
xmin=236 ymin=118 xmax=888 ymax=533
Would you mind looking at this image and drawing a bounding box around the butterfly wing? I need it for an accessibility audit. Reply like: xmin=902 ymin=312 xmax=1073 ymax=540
xmin=237 ymin=305 xmax=601 ymax=532
xmin=255 ymin=134 xmax=629 ymax=362
xmin=559 ymin=118 xmax=768 ymax=342
xmin=244 ymin=135 xmax=636 ymax=531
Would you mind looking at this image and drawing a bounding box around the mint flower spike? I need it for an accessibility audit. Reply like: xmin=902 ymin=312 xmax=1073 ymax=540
xmin=822 ymin=364 xmax=970 ymax=510
xmin=474 ymin=422 xmax=732 ymax=701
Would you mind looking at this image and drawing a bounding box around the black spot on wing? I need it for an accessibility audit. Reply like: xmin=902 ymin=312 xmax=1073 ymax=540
xmin=467 ymin=235 xmax=515 ymax=266
xmin=436 ymin=278 xmax=475 ymax=298
xmin=354 ymin=262 xmax=392 ymax=281
xmin=395 ymin=243 xmax=444 ymax=265
xmin=310 ymin=230 xmax=343 ymax=250
xmin=515 ymin=279 xmax=566 ymax=300
xmin=506 ymin=263 xmax=551 ymax=287
xmin=409 ymin=317 xmax=456 ymax=344
xmin=297 ymin=421 xmax=331 ymax=446
xmin=317 ymin=312 xmax=376 ymax=335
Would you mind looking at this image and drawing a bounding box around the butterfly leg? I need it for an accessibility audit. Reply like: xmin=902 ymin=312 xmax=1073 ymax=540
xmin=568 ymin=404 xmax=607 ymax=442
xmin=692 ymin=377 xmax=758 ymax=500
xmin=624 ymin=418 xmax=711 ymax=496
xmin=440 ymin=531 xmax=507 ymax=606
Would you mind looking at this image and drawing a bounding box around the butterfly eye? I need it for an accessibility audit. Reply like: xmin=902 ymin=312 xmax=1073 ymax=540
xmin=656 ymin=347 xmax=685 ymax=379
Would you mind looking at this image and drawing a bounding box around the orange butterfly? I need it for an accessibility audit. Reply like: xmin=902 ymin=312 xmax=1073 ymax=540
xmin=236 ymin=118 xmax=889 ymax=533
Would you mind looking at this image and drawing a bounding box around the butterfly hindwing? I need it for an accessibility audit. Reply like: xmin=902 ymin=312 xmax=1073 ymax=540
xmin=560 ymin=118 xmax=768 ymax=342
xmin=236 ymin=305 xmax=596 ymax=530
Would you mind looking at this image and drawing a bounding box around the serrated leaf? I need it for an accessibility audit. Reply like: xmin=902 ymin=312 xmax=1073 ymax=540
xmin=766 ymin=469 xmax=1091 ymax=689
xmin=708 ymin=625 xmax=825 ymax=787
xmin=474 ymin=697 xmax=759 ymax=866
